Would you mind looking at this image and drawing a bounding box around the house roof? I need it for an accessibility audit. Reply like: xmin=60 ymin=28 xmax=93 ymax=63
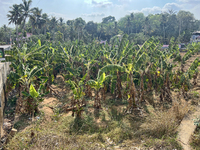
xmin=0 ymin=45 xmax=11 ymax=50
xmin=192 ymin=31 xmax=200 ymax=35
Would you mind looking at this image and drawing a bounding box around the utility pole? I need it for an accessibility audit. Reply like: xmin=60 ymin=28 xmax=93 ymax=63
xmin=9 ymin=30 xmax=11 ymax=45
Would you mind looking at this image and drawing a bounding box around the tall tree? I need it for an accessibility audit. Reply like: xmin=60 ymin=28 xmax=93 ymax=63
xmin=144 ymin=17 xmax=150 ymax=36
xmin=98 ymin=24 xmax=105 ymax=40
xmin=114 ymin=21 xmax=118 ymax=35
xmin=31 ymin=7 xmax=45 ymax=34
xmin=177 ymin=10 xmax=195 ymax=42
xmin=41 ymin=13 xmax=48 ymax=35
xmin=74 ymin=17 xmax=86 ymax=41
xmin=19 ymin=0 xmax=35 ymax=35
xmin=85 ymin=21 xmax=97 ymax=39
xmin=126 ymin=17 xmax=131 ymax=34
xmin=67 ymin=20 xmax=74 ymax=41
xmin=160 ymin=13 xmax=168 ymax=44
xmin=130 ymin=13 xmax=134 ymax=33
xmin=58 ymin=17 xmax=65 ymax=41
xmin=3 ymin=25 xmax=8 ymax=44
xmin=7 ymin=4 xmax=22 ymax=40
xmin=50 ymin=17 xmax=58 ymax=41
xmin=102 ymin=16 xmax=115 ymax=24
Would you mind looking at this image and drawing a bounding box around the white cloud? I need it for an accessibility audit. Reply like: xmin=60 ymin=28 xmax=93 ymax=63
xmin=177 ymin=0 xmax=200 ymax=2
xmin=176 ymin=0 xmax=200 ymax=19
xmin=163 ymin=3 xmax=181 ymax=11
xmin=129 ymin=3 xmax=182 ymax=15
xmin=141 ymin=6 xmax=163 ymax=14
xmin=118 ymin=0 xmax=132 ymax=2
xmin=82 ymin=12 xmax=105 ymax=17
xmin=92 ymin=0 xmax=113 ymax=7
xmin=85 ymin=0 xmax=113 ymax=7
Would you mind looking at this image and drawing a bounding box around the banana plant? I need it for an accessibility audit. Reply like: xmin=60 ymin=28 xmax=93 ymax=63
xmin=42 ymin=45 xmax=62 ymax=94
xmin=13 ymin=65 xmax=44 ymax=114
xmin=173 ymin=44 xmax=198 ymax=72
xmin=181 ymin=57 xmax=200 ymax=98
xmin=67 ymin=73 xmax=87 ymax=118
xmin=22 ymin=81 xmax=48 ymax=121
xmin=7 ymin=41 xmax=46 ymax=68
xmin=171 ymin=57 xmax=200 ymax=99
xmin=100 ymin=64 xmax=124 ymax=99
xmin=87 ymin=72 xmax=112 ymax=109
xmin=84 ymin=60 xmax=99 ymax=98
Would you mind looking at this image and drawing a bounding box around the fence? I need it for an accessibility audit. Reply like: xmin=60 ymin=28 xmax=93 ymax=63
xmin=0 ymin=62 xmax=11 ymax=137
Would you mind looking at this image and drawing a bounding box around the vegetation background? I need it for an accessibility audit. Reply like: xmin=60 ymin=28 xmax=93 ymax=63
xmin=1 ymin=0 xmax=200 ymax=150
xmin=0 ymin=0 xmax=199 ymax=45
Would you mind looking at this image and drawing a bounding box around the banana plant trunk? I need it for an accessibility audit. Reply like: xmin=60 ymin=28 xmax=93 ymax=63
xmin=32 ymin=109 xmax=35 ymax=121
xmin=116 ymin=71 xmax=122 ymax=99
xmin=128 ymin=73 xmax=137 ymax=109
xmin=95 ymin=90 xmax=101 ymax=109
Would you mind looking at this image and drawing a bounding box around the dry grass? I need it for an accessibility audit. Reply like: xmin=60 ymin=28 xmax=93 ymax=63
xmin=140 ymin=100 xmax=188 ymax=139
xmin=190 ymin=127 xmax=200 ymax=149
xmin=5 ymin=98 xmax=188 ymax=150
xmin=5 ymin=107 xmax=135 ymax=150
xmin=144 ymin=138 xmax=182 ymax=150
xmin=5 ymin=115 xmax=104 ymax=150
xmin=5 ymin=72 xmax=194 ymax=150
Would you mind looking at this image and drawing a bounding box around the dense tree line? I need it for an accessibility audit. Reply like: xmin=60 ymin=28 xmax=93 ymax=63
xmin=1 ymin=0 xmax=200 ymax=45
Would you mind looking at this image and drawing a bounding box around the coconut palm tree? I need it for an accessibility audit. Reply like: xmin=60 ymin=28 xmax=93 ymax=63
xmin=7 ymin=4 xmax=22 ymax=40
xmin=3 ymin=25 xmax=8 ymax=44
xmin=126 ymin=17 xmax=131 ymax=35
xmin=58 ymin=17 xmax=65 ymax=41
xmin=29 ymin=15 xmax=36 ymax=34
xmin=50 ymin=17 xmax=58 ymax=41
xmin=30 ymin=7 xmax=45 ymax=34
xmin=74 ymin=17 xmax=86 ymax=41
xmin=41 ymin=13 xmax=49 ymax=35
xmin=19 ymin=0 xmax=35 ymax=35
xmin=67 ymin=20 xmax=75 ymax=41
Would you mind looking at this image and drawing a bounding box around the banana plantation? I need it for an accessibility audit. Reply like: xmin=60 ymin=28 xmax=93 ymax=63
xmin=4 ymin=35 xmax=200 ymax=149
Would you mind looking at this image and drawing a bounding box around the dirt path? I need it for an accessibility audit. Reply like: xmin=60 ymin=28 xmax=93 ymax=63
xmin=177 ymin=105 xmax=200 ymax=150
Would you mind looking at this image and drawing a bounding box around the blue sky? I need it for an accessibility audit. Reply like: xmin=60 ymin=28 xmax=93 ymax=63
xmin=1 ymin=0 xmax=200 ymax=27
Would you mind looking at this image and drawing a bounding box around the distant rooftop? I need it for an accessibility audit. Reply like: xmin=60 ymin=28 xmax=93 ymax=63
xmin=0 ymin=45 xmax=11 ymax=51
xmin=192 ymin=31 xmax=200 ymax=35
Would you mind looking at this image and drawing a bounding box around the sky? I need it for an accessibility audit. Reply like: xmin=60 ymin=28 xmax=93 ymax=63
xmin=1 ymin=0 xmax=200 ymax=27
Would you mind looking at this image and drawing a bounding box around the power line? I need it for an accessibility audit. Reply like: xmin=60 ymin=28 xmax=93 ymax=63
xmin=36 ymin=0 xmax=41 ymax=6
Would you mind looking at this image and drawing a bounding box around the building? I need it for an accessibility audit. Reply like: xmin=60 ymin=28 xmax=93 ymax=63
xmin=190 ymin=31 xmax=200 ymax=43
xmin=16 ymin=32 xmax=32 ymax=41
xmin=0 ymin=45 xmax=11 ymax=61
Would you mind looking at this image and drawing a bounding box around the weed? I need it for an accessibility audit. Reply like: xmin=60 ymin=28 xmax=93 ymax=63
xmin=13 ymin=114 xmax=30 ymax=130
xmin=144 ymin=137 xmax=182 ymax=149
xmin=191 ymin=91 xmax=200 ymax=98
xmin=108 ymin=107 xmax=124 ymax=122
xmin=140 ymin=102 xmax=188 ymax=139
xmin=100 ymin=112 xmax=106 ymax=122
xmin=105 ymin=127 xmax=132 ymax=143
xmin=190 ymin=127 xmax=200 ymax=149
xmin=51 ymin=108 xmax=61 ymax=121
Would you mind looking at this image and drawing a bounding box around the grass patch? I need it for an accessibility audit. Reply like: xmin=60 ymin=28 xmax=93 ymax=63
xmin=144 ymin=137 xmax=182 ymax=149
xmin=190 ymin=126 xmax=200 ymax=149
xmin=13 ymin=114 xmax=31 ymax=130
xmin=5 ymin=93 xmax=189 ymax=149
xmin=191 ymin=91 xmax=200 ymax=98
xmin=140 ymin=102 xmax=188 ymax=139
